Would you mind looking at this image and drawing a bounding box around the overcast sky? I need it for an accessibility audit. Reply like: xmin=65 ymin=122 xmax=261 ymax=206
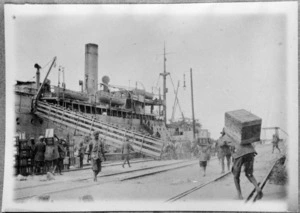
xmin=5 ymin=3 xmax=297 ymax=139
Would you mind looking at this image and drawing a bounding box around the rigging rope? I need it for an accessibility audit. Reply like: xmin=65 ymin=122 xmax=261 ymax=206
xmin=169 ymin=75 xmax=184 ymax=120
xmin=24 ymin=58 xmax=55 ymax=82
xmin=41 ymin=58 xmax=55 ymax=70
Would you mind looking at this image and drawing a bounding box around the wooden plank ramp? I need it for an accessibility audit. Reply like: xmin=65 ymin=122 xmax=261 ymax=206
xmin=35 ymin=101 xmax=165 ymax=158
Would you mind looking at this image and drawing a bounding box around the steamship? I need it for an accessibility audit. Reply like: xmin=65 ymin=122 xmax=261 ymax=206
xmin=15 ymin=43 xmax=166 ymax=156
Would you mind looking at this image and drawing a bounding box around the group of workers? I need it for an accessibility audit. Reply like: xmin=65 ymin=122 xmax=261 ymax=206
xmin=87 ymin=131 xmax=135 ymax=182
xmin=162 ymin=140 xmax=199 ymax=160
xmin=197 ymin=129 xmax=282 ymax=200
xmin=20 ymin=130 xmax=136 ymax=182
xmin=28 ymin=135 xmax=69 ymax=175
xmin=161 ymin=128 xmax=282 ymax=200
xmin=25 ymin=126 xmax=282 ymax=200
xmin=23 ymin=130 xmax=136 ymax=182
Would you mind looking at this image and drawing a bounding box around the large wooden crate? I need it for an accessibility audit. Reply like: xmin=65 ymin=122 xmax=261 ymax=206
xmin=224 ymin=109 xmax=262 ymax=144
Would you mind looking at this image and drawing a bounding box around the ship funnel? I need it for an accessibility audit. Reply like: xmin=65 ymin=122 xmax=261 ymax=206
xmin=34 ymin=63 xmax=41 ymax=90
xmin=84 ymin=43 xmax=98 ymax=97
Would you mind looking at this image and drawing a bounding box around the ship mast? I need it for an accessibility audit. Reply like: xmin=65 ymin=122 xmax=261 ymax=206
xmin=160 ymin=43 xmax=170 ymax=125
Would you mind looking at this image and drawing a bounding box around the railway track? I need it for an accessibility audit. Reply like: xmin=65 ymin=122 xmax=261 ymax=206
xmin=245 ymin=157 xmax=284 ymax=203
xmin=15 ymin=148 xmax=283 ymax=203
xmin=15 ymin=159 xmax=198 ymax=201
xmin=166 ymin=171 xmax=231 ymax=202
xmin=15 ymin=159 xmax=192 ymax=191
xmin=15 ymin=158 xmax=155 ymax=191
xmin=165 ymin=156 xmax=283 ymax=202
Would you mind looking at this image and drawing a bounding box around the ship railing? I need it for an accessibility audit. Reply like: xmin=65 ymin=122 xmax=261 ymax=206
xmin=15 ymin=86 xmax=37 ymax=95
xmin=38 ymin=101 xmax=164 ymax=144
xmin=45 ymin=101 xmax=165 ymax=148
xmin=36 ymin=106 xmax=161 ymax=157
xmin=36 ymin=101 xmax=164 ymax=158
xmin=97 ymin=90 xmax=128 ymax=99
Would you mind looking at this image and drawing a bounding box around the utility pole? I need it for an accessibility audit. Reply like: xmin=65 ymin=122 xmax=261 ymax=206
xmin=160 ymin=43 xmax=170 ymax=125
xmin=62 ymin=67 xmax=66 ymax=107
xmin=190 ymin=68 xmax=196 ymax=140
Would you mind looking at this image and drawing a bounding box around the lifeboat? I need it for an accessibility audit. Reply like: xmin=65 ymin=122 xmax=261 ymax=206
xmin=132 ymin=89 xmax=154 ymax=100
xmin=97 ymin=90 xmax=127 ymax=105
xmin=53 ymin=86 xmax=89 ymax=101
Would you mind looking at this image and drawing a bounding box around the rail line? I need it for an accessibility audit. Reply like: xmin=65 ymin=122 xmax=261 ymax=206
xmin=245 ymin=157 xmax=283 ymax=203
xmin=165 ymin=171 xmax=231 ymax=202
xmin=166 ymin=156 xmax=284 ymax=203
xmin=15 ymin=159 xmax=191 ymax=191
xmin=15 ymin=159 xmax=155 ymax=191
xmin=120 ymin=162 xmax=198 ymax=181
xmin=15 ymin=160 xmax=198 ymax=201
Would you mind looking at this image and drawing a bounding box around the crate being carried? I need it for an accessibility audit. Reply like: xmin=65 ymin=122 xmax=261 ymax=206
xmin=44 ymin=128 xmax=59 ymax=161
xmin=224 ymin=109 xmax=262 ymax=145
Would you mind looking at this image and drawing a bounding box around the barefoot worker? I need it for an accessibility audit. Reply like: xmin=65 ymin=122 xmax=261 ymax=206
xmin=231 ymin=140 xmax=263 ymax=200
xmin=272 ymin=134 xmax=281 ymax=154
xmin=198 ymin=142 xmax=210 ymax=177
xmin=224 ymin=109 xmax=263 ymax=200
xmin=91 ymin=131 xmax=106 ymax=182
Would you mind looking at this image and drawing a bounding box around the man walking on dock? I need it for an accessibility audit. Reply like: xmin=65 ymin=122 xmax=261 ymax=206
xmin=122 ymin=136 xmax=134 ymax=168
xmin=91 ymin=131 xmax=106 ymax=182
xmin=218 ymin=130 xmax=233 ymax=173
xmin=272 ymin=134 xmax=281 ymax=153
xmin=198 ymin=143 xmax=210 ymax=177
xmin=33 ymin=136 xmax=46 ymax=175
xmin=78 ymin=142 xmax=85 ymax=168
xmin=231 ymin=142 xmax=263 ymax=200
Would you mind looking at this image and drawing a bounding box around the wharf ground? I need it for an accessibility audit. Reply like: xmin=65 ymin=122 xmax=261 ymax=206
xmin=13 ymin=142 xmax=287 ymax=211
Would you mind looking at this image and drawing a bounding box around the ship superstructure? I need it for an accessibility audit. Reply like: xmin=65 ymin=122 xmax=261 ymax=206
xmin=15 ymin=43 xmax=167 ymax=160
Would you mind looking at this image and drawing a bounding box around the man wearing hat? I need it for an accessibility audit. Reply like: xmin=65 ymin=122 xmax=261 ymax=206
xmin=121 ymin=136 xmax=134 ymax=168
xmin=91 ymin=131 xmax=106 ymax=182
xmin=33 ymin=136 xmax=46 ymax=175
xmin=56 ymin=139 xmax=66 ymax=175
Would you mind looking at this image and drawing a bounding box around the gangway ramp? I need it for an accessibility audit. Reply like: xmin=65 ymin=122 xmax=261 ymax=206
xmin=34 ymin=101 xmax=164 ymax=159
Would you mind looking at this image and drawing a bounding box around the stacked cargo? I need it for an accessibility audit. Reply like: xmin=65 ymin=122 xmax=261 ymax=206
xmin=15 ymin=133 xmax=33 ymax=176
